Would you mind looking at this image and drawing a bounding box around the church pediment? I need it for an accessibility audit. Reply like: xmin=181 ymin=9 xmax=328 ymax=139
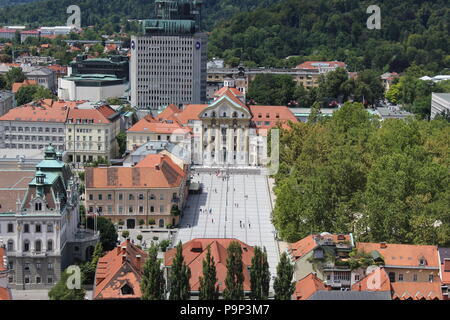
xmin=199 ymin=95 xmax=251 ymax=120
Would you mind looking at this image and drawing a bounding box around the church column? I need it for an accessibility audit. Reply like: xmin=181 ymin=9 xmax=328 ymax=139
xmin=227 ymin=126 xmax=233 ymax=165
xmin=215 ymin=126 xmax=220 ymax=166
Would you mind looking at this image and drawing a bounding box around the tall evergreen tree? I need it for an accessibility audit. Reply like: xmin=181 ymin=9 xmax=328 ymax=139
xmin=169 ymin=241 xmax=191 ymax=300
xmin=141 ymin=243 xmax=166 ymax=300
xmin=250 ymin=246 xmax=270 ymax=300
xmin=223 ymin=241 xmax=245 ymax=300
xmin=199 ymin=246 xmax=219 ymax=300
xmin=273 ymin=252 xmax=295 ymax=300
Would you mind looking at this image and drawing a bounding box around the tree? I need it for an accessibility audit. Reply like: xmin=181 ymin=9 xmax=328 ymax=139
xmin=81 ymin=242 xmax=103 ymax=285
xmin=4 ymin=67 xmax=25 ymax=89
xmin=116 ymin=132 xmax=127 ymax=157
xmin=248 ymin=74 xmax=296 ymax=105
xmin=141 ymin=243 xmax=165 ymax=300
xmin=122 ymin=230 xmax=130 ymax=239
xmin=15 ymin=85 xmax=54 ymax=106
xmin=223 ymin=241 xmax=244 ymax=300
xmin=199 ymin=246 xmax=219 ymax=300
xmin=137 ymin=234 xmax=143 ymax=242
xmin=168 ymin=241 xmax=191 ymax=300
xmin=48 ymin=269 xmax=86 ymax=300
xmin=87 ymin=216 xmax=118 ymax=251
xmin=249 ymin=246 xmax=270 ymax=300
xmin=159 ymin=239 xmax=170 ymax=252
xmin=273 ymin=252 xmax=295 ymax=300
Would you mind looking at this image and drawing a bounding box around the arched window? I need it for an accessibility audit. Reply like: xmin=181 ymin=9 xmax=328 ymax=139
xmin=232 ymin=112 xmax=238 ymax=118
xmin=223 ymin=112 xmax=227 ymax=117
xmin=47 ymin=239 xmax=53 ymax=251
xmin=35 ymin=240 xmax=42 ymax=253
xmin=211 ymin=111 xmax=216 ymax=118
xmin=23 ymin=240 xmax=30 ymax=252
xmin=35 ymin=202 xmax=42 ymax=211
xmin=7 ymin=239 xmax=14 ymax=251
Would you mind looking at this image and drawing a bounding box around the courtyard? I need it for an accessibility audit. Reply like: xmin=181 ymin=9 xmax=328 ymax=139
xmin=175 ymin=171 xmax=280 ymax=278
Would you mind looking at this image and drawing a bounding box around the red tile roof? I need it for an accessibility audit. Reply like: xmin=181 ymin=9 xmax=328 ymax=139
xmin=356 ymin=242 xmax=440 ymax=269
xmin=391 ymin=281 xmax=443 ymax=300
xmin=249 ymin=105 xmax=298 ymax=132
xmin=288 ymin=233 xmax=352 ymax=261
xmin=352 ymin=266 xmax=443 ymax=300
xmin=86 ymin=154 xmax=186 ymax=189
xmin=127 ymin=117 xmax=188 ymax=134
xmin=164 ymin=239 xmax=254 ymax=292
xmin=12 ymin=79 xmax=38 ymax=93
xmin=214 ymin=86 xmax=244 ymax=98
xmin=351 ymin=267 xmax=391 ymax=292
xmin=293 ymin=273 xmax=330 ymax=300
xmin=0 ymin=247 xmax=11 ymax=301
xmin=67 ymin=107 xmax=111 ymax=124
xmin=93 ymin=239 xmax=147 ymax=300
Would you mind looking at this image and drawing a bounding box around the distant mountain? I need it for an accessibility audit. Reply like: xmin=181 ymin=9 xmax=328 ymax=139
xmin=0 ymin=0 xmax=281 ymax=29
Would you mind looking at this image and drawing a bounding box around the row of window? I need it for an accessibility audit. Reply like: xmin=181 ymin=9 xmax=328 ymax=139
xmin=1 ymin=223 xmax=53 ymax=234
xmin=9 ymin=275 xmax=54 ymax=285
xmin=388 ymin=272 xmax=434 ymax=282
xmin=2 ymin=135 xmax=63 ymax=142
xmin=89 ymin=193 xmax=177 ymax=201
xmin=2 ymin=144 xmax=64 ymax=150
xmin=3 ymin=127 xmax=63 ymax=133
xmin=6 ymin=239 xmax=54 ymax=252
xmin=90 ymin=205 xmax=167 ymax=214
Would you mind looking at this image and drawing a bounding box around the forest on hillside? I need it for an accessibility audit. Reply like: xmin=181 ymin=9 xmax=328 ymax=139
xmin=209 ymin=0 xmax=450 ymax=74
xmin=0 ymin=0 xmax=280 ymax=30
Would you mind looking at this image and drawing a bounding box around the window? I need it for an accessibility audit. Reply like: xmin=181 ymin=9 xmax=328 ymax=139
xmin=129 ymin=206 xmax=133 ymax=213
xmin=118 ymin=194 xmax=123 ymax=200
xmin=23 ymin=240 xmax=30 ymax=252
xmin=149 ymin=194 xmax=155 ymax=200
xmin=139 ymin=206 xmax=144 ymax=213
xmin=47 ymin=224 xmax=53 ymax=233
xmin=24 ymin=276 xmax=30 ymax=284
xmin=121 ymin=284 xmax=134 ymax=295
xmin=36 ymin=263 xmax=41 ymax=270
xmin=89 ymin=194 xmax=93 ymax=201
xmin=7 ymin=240 xmax=13 ymax=251
xmin=354 ymin=274 xmax=360 ymax=281
xmin=47 ymin=240 xmax=53 ymax=251
xmin=139 ymin=194 xmax=144 ymax=200
xmin=35 ymin=240 xmax=42 ymax=252
xmin=24 ymin=263 xmax=30 ymax=271
xmin=129 ymin=194 xmax=134 ymax=200
xmin=107 ymin=194 xmax=112 ymax=200
xmin=24 ymin=224 xmax=30 ymax=233
xmin=35 ymin=224 xmax=41 ymax=233
xmin=7 ymin=223 xmax=13 ymax=233
xmin=8 ymin=261 xmax=13 ymax=270
xmin=98 ymin=194 xmax=103 ymax=200
xmin=48 ymin=262 xmax=53 ymax=270
xmin=160 ymin=194 xmax=164 ymax=200
xmin=36 ymin=276 xmax=41 ymax=284
xmin=413 ymin=274 xmax=418 ymax=282
xmin=160 ymin=205 xmax=165 ymax=213
xmin=398 ymin=274 xmax=404 ymax=281
xmin=429 ymin=274 xmax=434 ymax=282
xmin=47 ymin=277 xmax=53 ymax=284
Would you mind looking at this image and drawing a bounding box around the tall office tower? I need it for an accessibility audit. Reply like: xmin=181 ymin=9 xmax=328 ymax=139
xmin=130 ymin=0 xmax=207 ymax=111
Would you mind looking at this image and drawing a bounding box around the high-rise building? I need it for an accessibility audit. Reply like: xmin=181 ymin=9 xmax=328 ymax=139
xmin=130 ymin=0 xmax=207 ymax=111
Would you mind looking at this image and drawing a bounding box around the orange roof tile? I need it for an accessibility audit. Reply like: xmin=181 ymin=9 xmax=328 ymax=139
xmin=356 ymin=242 xmax=440 ymax=269
xmin=11 ymin=79 xmax=37 ymax=93
xmin=93 ymin=239 xmax=147 ymax=300
xmin=351 ymin=267 xmax=391 ymax=292
xmin=288 ymin=233 xmax=351 ymax=261
xmin=391 ymin=282 xmax=443 ymax=300
xmin=249 ymin=105 xmax=298 ymax=132
xmin=164 ymin=239 xmax=254 ymax=292
xmin=86 ymin=155 xmax=186 ymax=189
xmin=67 ymin=107 xmax=111 ymax=124
xmin=293 ymin=273 xmax=330 ymax=300
xmin=127 ymin=117 xmax=187 ymax=134
xmin=214 ymin=86 xmax=243 ymax=98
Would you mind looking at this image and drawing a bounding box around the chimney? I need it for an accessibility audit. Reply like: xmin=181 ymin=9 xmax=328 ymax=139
xmin=117 ymin=246 xmax=121 ymax=255
xmin=122 ymin=254 xmax=127 ymax=263
xmin=380 ymin=242 xmax=387 ymax=249
xmin=155 ymin=164 xmax=160 ymax=170
xmin=444 ymin=259 xmax=450 ymax=272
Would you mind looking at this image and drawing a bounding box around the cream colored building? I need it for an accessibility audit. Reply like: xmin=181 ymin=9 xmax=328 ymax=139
xmin=65 ymin=104 xmax=121 ymax=163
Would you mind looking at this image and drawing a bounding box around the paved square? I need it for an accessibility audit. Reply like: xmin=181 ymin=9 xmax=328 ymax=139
xmin=175 ymin=172 xmax=280 ymax=278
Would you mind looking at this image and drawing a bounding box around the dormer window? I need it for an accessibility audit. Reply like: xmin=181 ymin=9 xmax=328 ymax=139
xmin=121 ymin=283 xmax=134 ymax=295
xmin=35 ymin=203 xmax=42 ymax=211
xmin=419 ymin=258 xmax=427 ymax=266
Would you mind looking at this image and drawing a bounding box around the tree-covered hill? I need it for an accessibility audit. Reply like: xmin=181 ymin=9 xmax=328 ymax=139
xmin=0 ymin=0 xmax=37 ymax=8
xmin=0 ymin=0 xmax=280 ymax=30
xmin=209 ymin=0 xmax=449 ymax=73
